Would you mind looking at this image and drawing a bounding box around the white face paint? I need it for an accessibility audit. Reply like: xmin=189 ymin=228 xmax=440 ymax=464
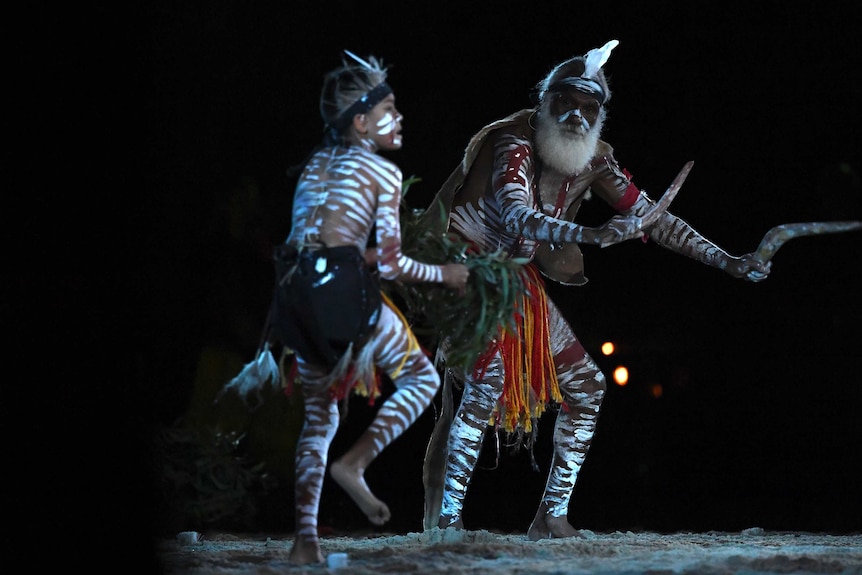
xmin=375 ymin=112 xmax=395 ymax=134
xmin=375 ymin=112 xmax=402 ymax=145
xmin=557 ymin=109 xmax=590 ymax=132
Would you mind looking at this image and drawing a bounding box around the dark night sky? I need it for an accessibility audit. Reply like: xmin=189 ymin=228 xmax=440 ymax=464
xmin=29 ymin=1 xmax=860 ymax=561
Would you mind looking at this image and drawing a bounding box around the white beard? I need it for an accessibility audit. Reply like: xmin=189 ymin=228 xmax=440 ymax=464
xmin=533 ymin=107 xmax=603 ymax=175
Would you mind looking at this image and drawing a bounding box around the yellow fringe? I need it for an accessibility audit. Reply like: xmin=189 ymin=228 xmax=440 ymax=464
xmin=497 ymin=266 xmax=560 ymax=433
xmin=381 ymin=291 xmax=420 ymax=380
xmin=337 ymin=291 xmax=420 ymax=401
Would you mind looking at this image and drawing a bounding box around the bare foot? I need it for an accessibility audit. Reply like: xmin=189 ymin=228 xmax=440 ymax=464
xmin=527 ymin=505 xmax=583 ymax=541
xmin=288 ymin=535 xmax=324 ymax=565
xmin=330 ymin=459 xmax=391 ymax=525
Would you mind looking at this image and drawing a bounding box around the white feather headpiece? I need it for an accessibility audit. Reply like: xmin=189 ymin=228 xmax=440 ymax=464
xmin=583 ymin=40 xmax=619 ymax=80
xmin=537 ymin=39 xmax=619 ymax=104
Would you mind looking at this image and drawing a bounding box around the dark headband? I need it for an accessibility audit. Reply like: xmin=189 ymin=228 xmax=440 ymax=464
xmin=328 ymin=82 xmax=393 ymax=133
xmin=546 ymin=77 xmax=607 ymax=104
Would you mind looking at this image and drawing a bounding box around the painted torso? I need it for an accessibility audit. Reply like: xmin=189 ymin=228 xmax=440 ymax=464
xmin=447 ymin=118 xmax=636 ymax=264
xmin=287 ymin=145 xmax=442 ymax=283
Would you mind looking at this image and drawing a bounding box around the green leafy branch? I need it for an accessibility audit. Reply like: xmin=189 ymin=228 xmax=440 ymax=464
xmin=385 ymin=177 xmax=530 ymax=373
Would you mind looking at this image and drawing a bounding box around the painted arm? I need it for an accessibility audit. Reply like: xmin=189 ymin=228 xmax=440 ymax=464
xmin=375 ymin=160 xmax=468 ymax=288
xmin=493 ymin=134 xmax=664 ymax=247
xmin=375 ymin=165 xmax=445 ymax=283
xmin=590 ymin=155 xmax=769 ymax=281
xmin=628 ymin=192 xmax=771 ymax=281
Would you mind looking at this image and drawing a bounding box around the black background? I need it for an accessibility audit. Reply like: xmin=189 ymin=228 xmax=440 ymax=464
xmin=26 ymin=1 xmax=861 ymax=568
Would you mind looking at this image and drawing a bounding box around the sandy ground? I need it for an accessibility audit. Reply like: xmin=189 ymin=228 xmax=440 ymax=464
xmin=158 ymin=528 xmax=862 ymax=574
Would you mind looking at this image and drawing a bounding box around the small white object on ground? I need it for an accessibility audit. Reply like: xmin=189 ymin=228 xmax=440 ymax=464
xmin=326 ymin=552 xmax=349 ymax=569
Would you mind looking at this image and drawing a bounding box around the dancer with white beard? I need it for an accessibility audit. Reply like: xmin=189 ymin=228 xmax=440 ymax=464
xmin=421 ymin=40 xmax=772 ymax=540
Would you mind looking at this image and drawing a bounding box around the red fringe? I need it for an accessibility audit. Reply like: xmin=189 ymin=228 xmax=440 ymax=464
xmin=475 ymin=264 xmax=561 ymax=433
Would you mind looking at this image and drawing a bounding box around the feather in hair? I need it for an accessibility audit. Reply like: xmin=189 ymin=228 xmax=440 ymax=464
xmin=343 ymin=50 xmax=385 ymax=72
xmin=583 ymin=39 xmax=619 ymax=79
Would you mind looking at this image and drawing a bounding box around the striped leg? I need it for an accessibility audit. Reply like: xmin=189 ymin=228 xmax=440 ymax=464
xmin=329 ymin=304 xmax=442 ymax=525
xmin=528 ymin=300 xmax=606 ymax=540
xmin=437 ymin=353 xmax=505 ymax=528
xmin=289 ymin=304 xmax=440 ymax=563
xmin=288 ymin=367 xmax=340 ymax=564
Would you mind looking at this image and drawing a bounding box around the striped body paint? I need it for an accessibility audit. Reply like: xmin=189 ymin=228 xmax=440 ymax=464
xmin=438 ymin=296 xmax=605 ymax=529
xmin=286 ymin=142 xmax=450 ymax=560
xmin=287 ymin=145 xmax=442 ymax=283
xmin=293 ymin=302 xmax=441 ymax=541
xmin=432 ymin=109 xmax=746 ymax=539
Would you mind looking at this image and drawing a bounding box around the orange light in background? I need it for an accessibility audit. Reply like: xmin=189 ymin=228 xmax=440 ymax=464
xmin=613 ymin=366 xmax=629 ymax=386
xmin=601 ymin=341 xmax=615 ymax=355
xmin=650 ymin=383 xmax=663 ymax=398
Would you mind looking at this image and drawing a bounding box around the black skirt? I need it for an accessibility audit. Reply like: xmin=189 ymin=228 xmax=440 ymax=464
xmin=271 ymin=244 xmax=382 ymax=368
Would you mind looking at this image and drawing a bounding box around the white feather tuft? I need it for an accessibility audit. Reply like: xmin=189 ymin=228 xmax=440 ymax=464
xmin=583 ymin=40 xmax=619 ymax=79
xmin=219 ymin=344 xmax=280 ymax=408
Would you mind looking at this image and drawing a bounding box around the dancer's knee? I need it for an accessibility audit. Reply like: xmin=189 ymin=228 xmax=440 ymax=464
xmin=559 ymin=368 xmax=606 ymax=409
xmin=585 ymin=369 xmax=607 ymax=397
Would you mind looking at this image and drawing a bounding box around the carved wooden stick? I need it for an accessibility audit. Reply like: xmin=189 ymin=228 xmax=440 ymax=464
xmin=751 ymin=220 xmax=862 ymax=265
xmin=600 ymin=161 xmax=693 ymax=248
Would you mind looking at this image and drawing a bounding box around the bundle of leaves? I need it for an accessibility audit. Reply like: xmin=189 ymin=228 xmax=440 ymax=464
xmin=384 ymin=178 xmax=531 ymax=373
